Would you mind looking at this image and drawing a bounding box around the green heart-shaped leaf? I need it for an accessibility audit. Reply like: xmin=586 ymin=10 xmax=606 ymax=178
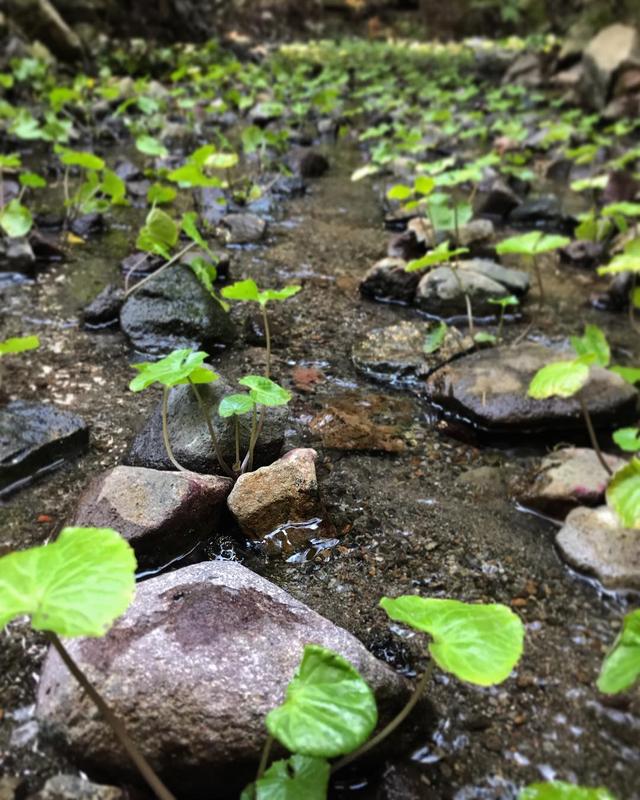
xmin=238 ymin=375 xmax=291 ymax=407
xmin=519 ymin=781 xmax=616 ymax=800
xmin=58 ymin=148 xmax=105 ymax=171
xmin=258 ymin=286 xmax=301 ymax=305
xmin=135 ymin=134 xmax=169 ymax=158
xmin=242 ymin=755 xmax=330 ymax=800
xmin=130 ymin=349 xmax=218 ymax=392
xmin=496 ymin=231 xmax=569 ymax=256
xmin=222 ymin=279 xmax=261 ymax=303
xmin=136 ymin=207 xmax=179 ymax=258
xmin=266 ymin=645 xmax=377 ymax=757
xmin=606 ymin=458 xmax=640 ymax=529
xmin=612 ymin=427 xmax=640 ymax=453
xmin=0 ymin=199 xmax=33 ymax=238
xmin=570 ymin=325 xmax=610 ymax=368
xmin=597 ymin=609 xmax=640 ymax=695
xmin=528 ymin=360 xmax=590 ymax=400
xmin=0 ymin=335 xmax=39 ymax=356
xmin=219 ymin=394 xmax=255 ymax=418
xmin=380 ymin=596 xmax=524 ymax=685
xmin=0 ymin=527 xmax=136 ymax=637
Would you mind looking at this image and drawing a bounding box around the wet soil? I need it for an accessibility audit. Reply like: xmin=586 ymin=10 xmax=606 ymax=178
xmin=1 ymin=145 xmax=639 ymax=799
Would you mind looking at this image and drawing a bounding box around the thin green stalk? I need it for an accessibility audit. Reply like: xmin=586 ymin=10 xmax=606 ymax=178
xmin=188 ymin=381 xmax=235 ymax=478
xmin=451 ymin=262 xmax=474 ymax=335
xmin=331 ymin=660 xmax=434 ymax=775
xmin=124 ymin=242 xmax=196 ymax=299
xmin=124 ymin=252 xmax=150 ymax=294
xmin=579 ymin=396 xmax=612 ymax=476
xmin=162 ymin=387 xmax=188 ymax=472
xmin=256 ymin=734 xmax=274 ymax=781
xmin=497 ymin=307 xmax=506 ymax=343
xmin=246 ymin=405 xmax=259 ymax=472
xmin=46 ymin=633 xmax=176 ymax=800
xmin=261 ymin=304 xmax=272 ymax=379
xmin=234 ymin=416 xmax=241 ymax=473
xmin=532 ymin=254 xmax=545 ymax=306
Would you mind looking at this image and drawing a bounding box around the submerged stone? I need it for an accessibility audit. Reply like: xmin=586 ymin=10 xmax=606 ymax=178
xmin=360 ymin=257 xmax=419 ymax=304
xmin=119 ymin=264 xmax=236 ymax=355
xmin=352 ymin=320 xmax=474 ymax=386
xmin=424 ymin=343 xmax=638 ymax=434
xmin=0 ymin=402 xmax=89 ymax=495
xmin=37 ymin=561 xmax=409 ymax=793
xmin=126 ymin=376 xmax=286 ymax=474
xmin=72 ymin=466 xmax=232 ymax=567
xmin=556 ymin=506 xmax=640 ymax=590
xmin=83 ymin=284 xmax=125 ymax=328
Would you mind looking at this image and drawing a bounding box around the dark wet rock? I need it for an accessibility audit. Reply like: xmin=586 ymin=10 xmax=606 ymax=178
xmin=126 ymin=376 xmax=286 ymax=474
xmin=270 ymin=175 xmax=307 ymax=196
xmin=501 ymin=52 xmax=543 ymax=88
xmin=424 ymin=343 xmax=638 ymax=434
xmin=227 ymin=448 xmax=332 ymax=541
xmin=119 ymin=264 xmax=236 ymax=355
xmin=219 ymin=213 xmax=266 ymax=244
xmin=377 ymin=761 xmax=437 ymax=800
xmin=83 ymin=284 xmax=124 ymax=328
xmin=292 ymin=149 xmax=330 ymax=178
xmin=126 ymin=179 xmax=151 ymax=198
xmin=509 ymin=195 xmax=567 ymax=228
xmin=352 ymin=320 xmax=474 ymax=385
xmin=580 ymin=24 xmax=640 ymax=110
xmin=360 ymin=257 xmax=419 ymax=304
xmin=591 ymin=271 xmax=633 ymax=312
xmin=477 ymin=179 xmax=522 ymax=219
xmin=0 ymin=402 xmax=89 ymax=495
xmin=69 ymin=213 xmax=103 ymax=238
xmin=309 ymin=392 xmax=415 ymax=453
xmin=29 ymin=231 xmax=65 ymax=263
xmin=556 ymin=506 xmax=640 ymax=590
xmin=37 ymin=561 xmax=409 ymax=792
xmin=119 ymin=251 xmax=164 ymax=281
xmin=199 ymin=186 xmax=229 ymax=225
xmin=559 ymin=240 xmax=605 ymax=270
xmin=72 ymin=466 xmax=232 ymax=567
xmin=415 ymin=259 xmax=529 ymax=317
xmin=514 ymin=448 xmax=626 ymax=520
xmin=602 ymin=170 xmax=640 ymax=205
xmin=30 ymin=774 xmax=124 ymax=800
xmin=115 ymin=160 xmax=143 ymax=182
xmin=0 ymin=237 xmax=36 ymax=273
xmin=387 ymin=230 xmax=426 ymax=261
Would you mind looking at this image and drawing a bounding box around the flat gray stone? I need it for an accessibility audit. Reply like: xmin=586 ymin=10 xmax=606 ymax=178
xmin=556 ymin=506 xmax=640 ymax=590
xmin=37 ymin=562 xmax=409 ymax=792
xmin=424 ymin=343 xmax=638 ymax=433
xmin=0 ymin=402 xmax=89 ymax=495
xmin=72 ymin=466 xmax=233 ymax=567
xmin=415 ymin=265 xmax=509 ymax=317
xmin=220 ymin=213 xmax=266 ymax=244
xmin=120 ymin=265 xmax=236 ymax=355
xmin=125 ymin=376 xmax=287 ymax=474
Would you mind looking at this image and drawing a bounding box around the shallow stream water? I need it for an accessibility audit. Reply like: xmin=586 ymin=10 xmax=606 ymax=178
xmin=0 ymin=142 xmax=638 ymax=799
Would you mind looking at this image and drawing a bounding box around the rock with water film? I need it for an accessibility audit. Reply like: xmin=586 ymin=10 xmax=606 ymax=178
xmin=71 ymin=466 xmax=232 ymax=568
xmin=37 ymin=561 xmax=410 ymax=793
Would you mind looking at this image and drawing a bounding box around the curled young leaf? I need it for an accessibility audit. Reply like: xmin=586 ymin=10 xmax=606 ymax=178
xmin=218 ymin=393 xmax=255 ymax=418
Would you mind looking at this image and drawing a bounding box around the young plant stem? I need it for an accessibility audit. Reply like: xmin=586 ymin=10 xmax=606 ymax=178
xmin=256 ymin=734 xmax=274 ymax=781
xmin=261 ymin=304 xmax=272 ymax=379
xmin=123 ymin=252 xmax=150 ymax=294
xmin=244 ymin=405 xmax=259 ymax=473
xmin=497 ymin=307 xmax=506 ymax=343
xmin=188 ymin=381 xmax=234 ymax=478
xmin=532 ymin=254 xmax=545 ymax=306
xmin=234 ymin=416 xmax=241 ymax=472
xmin=45 ymin=632 xmax=176 ymax=800
xmin=162 ymin=387 xmax=188 ymax=472
xmin=578 ymin=396 xmax=613 ymax=476
xmin=124 ymin=242 xmax=196 ymax=299
xmin=331 ymin=660 xmax=435 ymax=775
xmin=451 ymin=262 xmax=474 ymax=335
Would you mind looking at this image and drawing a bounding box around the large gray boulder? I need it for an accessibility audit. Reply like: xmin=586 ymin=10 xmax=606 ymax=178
xmin=71 ymin=467 xmax=233 ymax=567
xmin=424 ymin=343 xmax=638 ymax=434
xmin=37 ymin=562 xmax=409 ymax=793
xmin=556 ymin=506 xmax=640 ymax=590
xmin=120 ymin=265 xmax=236 ymax=355
xmin=125 ymin=377 xmax=287 ymax=474
xmin=580 ymin=24 xmax=640 ymax=109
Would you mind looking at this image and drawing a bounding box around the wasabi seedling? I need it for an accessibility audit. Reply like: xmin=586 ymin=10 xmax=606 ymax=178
xmin=488 ymin=294 xmax=519 ymax=343
xmin=597 ymin=609 xmax=640 ymax=694
xmin=0 ymin=527 xmax=175 ymax=800
xmin=235 ymin=374 xmax=291 ymax=472
xmin=520 ymin=782 xmax=616 ymax=799
xmin=218 ymin=393 xmax=255 ymax=472
xmin=56 ymin=147 xmax=127 ymax=223
xmin=221 ymin=279 xmax=301 ymax=377
xmin=598 ymin=238 xmax=640 ymax=332
xmin=496 ymin=231 xmax=570 ymax=305
xmin=129 ymin=348 xmax=232 ymax=477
